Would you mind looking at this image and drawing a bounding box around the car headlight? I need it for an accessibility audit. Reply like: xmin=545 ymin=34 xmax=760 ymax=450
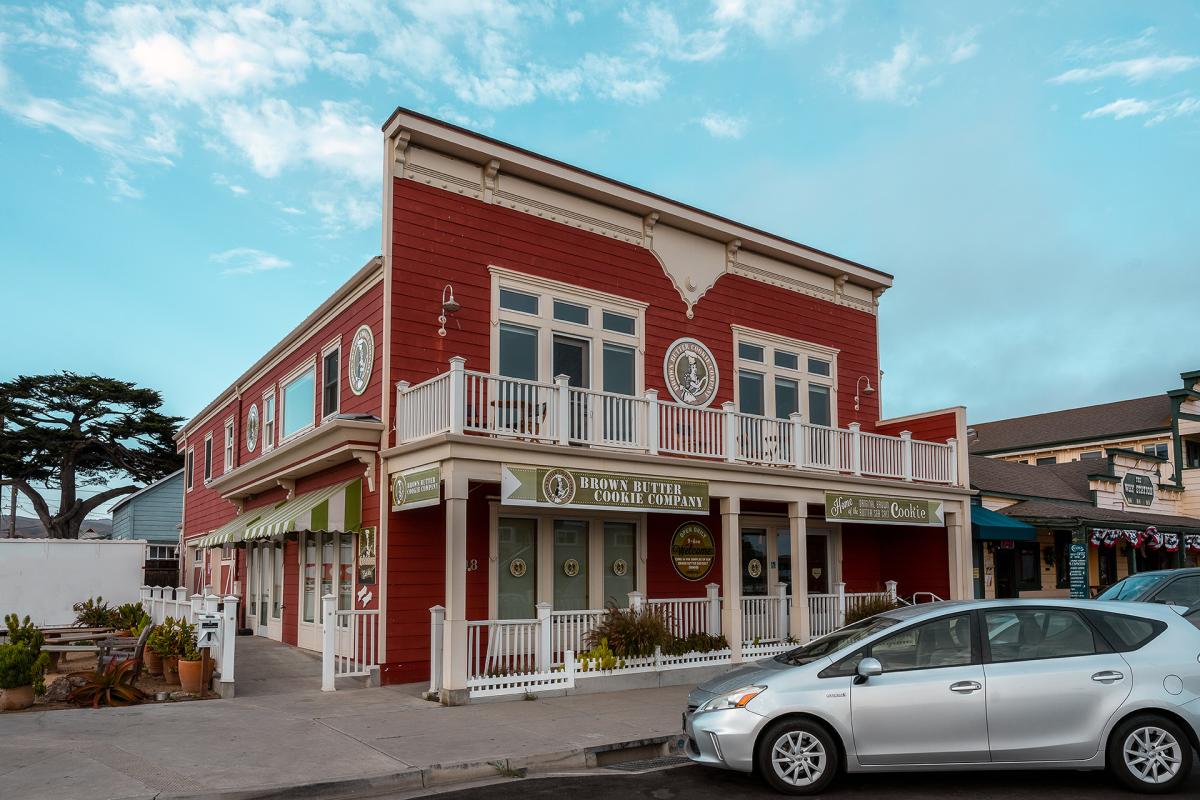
xmin=699 ymin=685 xmax=766 ymax=712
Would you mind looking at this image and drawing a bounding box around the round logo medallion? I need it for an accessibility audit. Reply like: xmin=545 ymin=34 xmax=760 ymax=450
xmin=509 ymin=558 xmax=527 ymax=578
xmin=541 ymin=468 xmax=577 ymax=505
xmin=611 ymin=558 xmax=628 ymax=577
xmin=663 ymin=338 xmax=719 ymax=407
xmin=392 ymin=474 xmax=406 ymax=507
xmin=562 ymin=558 xmax=580 ymax=578
xmin=246 ymin=403 xmax=260 ymax=452
xmin=670 ymin=521 xmax=716 ymax=581
xmin=348 ymin=325 xmax=375 ymax=396
xmin=747 ymin=558 xmax=763 ymax=579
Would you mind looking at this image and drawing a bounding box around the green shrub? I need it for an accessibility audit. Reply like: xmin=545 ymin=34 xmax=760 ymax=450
xmin=0 ymin=643 xmax=50 ymax=693
xmin=577 ymin=638 xmax=622 ymax=672
xmin=73 ymin=597 xmax=116 ymax=628
xmin=663 ymin=632 xmax=729 ymax=656
xmin=4 ymin=614 xmax=44 ymax=654
xmin=112 ymin=603 xmax=150 ymax=632
xmin=148 ymin=617 xmax=186 ymax=658
xmin=583 ymin=607 xmax=673 ymax=658
xmin=844 ymin=596 xmax=904 ymax=626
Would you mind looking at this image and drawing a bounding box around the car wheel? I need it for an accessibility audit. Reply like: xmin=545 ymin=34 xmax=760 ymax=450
xmin=756 ymin=718 xmax=840 ymax=795
xmin=1107 ymin=714 xmax=1193 ymax=794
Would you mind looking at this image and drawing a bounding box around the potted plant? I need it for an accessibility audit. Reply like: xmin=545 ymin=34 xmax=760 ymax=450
xmin=149 ymin=618 xmax=182 ymax=685
xmin=141 ymin=619 xmax=163 ymax=677
xmin=0 ymin=615 xmax=49 ymax=711
xmin=112 ymin=603 xmax=150 ymax=637
xmin=176 ymin=622 xmax=205 ymax=693
xmin=72 ymin=597 xmax=116 ymax=629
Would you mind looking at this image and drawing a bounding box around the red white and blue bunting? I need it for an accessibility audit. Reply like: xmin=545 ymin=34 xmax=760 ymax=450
xmin=1090 ymin=526 xmax=1198 ymax=552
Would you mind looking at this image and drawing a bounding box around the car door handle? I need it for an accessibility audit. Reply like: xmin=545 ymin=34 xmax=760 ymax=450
xmin=1091 ymin=670 xmax=1124 ymax=684
xmin=949 ymin=681 xmax=982 ymax=694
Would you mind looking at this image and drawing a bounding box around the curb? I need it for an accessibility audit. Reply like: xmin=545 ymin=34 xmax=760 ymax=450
xmin=155 ymin=733 xmax=686 ymax=800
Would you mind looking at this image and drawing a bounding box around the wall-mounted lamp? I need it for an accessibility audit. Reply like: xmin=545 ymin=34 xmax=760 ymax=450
xmin=854 ymin=376 xmax=875 ymax=412
xmin=437 ymin=284 xmax=460 ymax=337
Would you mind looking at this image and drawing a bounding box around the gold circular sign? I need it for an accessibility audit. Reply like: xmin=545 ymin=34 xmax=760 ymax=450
xmin=747 ymin=558 xmax=763 ymax=579
xmin=562 ymin=558 xmax=580 ymax=578
xmin=542 ymin=467 xmax=577 ymax=505
xmin=664 ymin=338 xmax=719 ymax=407
xmin=611 ymin=558 xmax=628 ymax=577
xmin=670 ymin=521 xmax=716 ymax=581
xmin=509 ymin=558 xmax=527 ymax=578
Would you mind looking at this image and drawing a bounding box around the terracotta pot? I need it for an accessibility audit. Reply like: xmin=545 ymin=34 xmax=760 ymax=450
xmin=162 ymin=656 xmax=180 ymax=685
xmin=143 ymin=649 xmax=163 ymax=677
xmin=178 ymin=659 xmax=204 ymax=693
xmin=115 ymin=629 xmax=132 ymax=638
xmin=0 ymin=685 xmax=35 ymax=711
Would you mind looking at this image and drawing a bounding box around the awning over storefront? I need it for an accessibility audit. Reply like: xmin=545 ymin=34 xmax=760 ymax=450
xmin=197 ymin=512 xmax=263 ymax=549
xmin=971 ymin=505 xmax=1037 ymax=542
xmin=243 ymin=479 xmax=362 ymax=542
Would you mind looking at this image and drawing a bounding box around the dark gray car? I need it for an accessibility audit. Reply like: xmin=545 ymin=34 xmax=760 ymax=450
xmin=1097 ymin=568 xmax=1200 ymax=608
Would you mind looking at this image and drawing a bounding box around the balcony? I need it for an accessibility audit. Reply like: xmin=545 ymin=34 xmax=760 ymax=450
xmin=395 ymin=357 xmax=960 ymax=486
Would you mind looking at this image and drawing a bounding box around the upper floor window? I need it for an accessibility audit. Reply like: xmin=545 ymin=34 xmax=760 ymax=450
xmin=223 ymin=418 xmax=235 ymax=472
xmin=263 ymin=390 xmax=276 ymax=453
xmin=732 ymin=326 xmax=837 ymax=427
xmin=322 ymin=345 xmax=340 ymax=418
xmin=1142 ymin=443 xmax=1169 ymax=460
xmin=185 ymin=448 xmax=194 ymax=491
xmin=491 ymin=268 xmax=645 ymax=396
xmin=1080 ymin=451 xmax=1103 ymax=460
xmin=1036 ymin=456 xmax=1057 ymax=466
xmin=281 ymin=364 xmax=316 ymax=440
xmin=203 ymin=434 xmax=213 ymax=483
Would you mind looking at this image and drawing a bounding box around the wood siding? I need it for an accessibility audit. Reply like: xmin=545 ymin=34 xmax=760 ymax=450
xmin=112 ymin=472 xmax=183 ymax=543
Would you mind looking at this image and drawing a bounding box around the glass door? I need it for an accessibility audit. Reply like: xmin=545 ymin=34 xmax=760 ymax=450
xmin=498 ymin=518 xmax=537 ymax=619
xmin=741 ymin=528 xmax=768 ymax=596
xmin=269 ymin=542 xmax=283 ymax=641
xmin=776 ymin=528 xmax=792 ymax=595
xmin=257 ymin=544 xmax=269 ymax=630
xmin=807 ymin=533 xmax=829 ymax=594
xmin=603 ymin=522 xmax=636 ymax=607
xmin=553 ymin=334 xmax=590 ymax=441
xmin=553 ymin=519 xmax=589 ymax=611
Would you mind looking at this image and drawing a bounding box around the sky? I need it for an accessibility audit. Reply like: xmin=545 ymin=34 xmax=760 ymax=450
xmin=1 ymin=1 xmax=1198 ymax=518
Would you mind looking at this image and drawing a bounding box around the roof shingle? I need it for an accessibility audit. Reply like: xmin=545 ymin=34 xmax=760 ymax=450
xmin=968 ymin=395 xmax=1171 ymax=454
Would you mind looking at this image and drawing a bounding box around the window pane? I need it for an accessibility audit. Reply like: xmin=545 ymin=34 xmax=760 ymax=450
xmin=602 ymin=311 xmax=636 ymax=335
xmin=553 ymin=519 xmax=589 ymax=611
xmin=738 ymin=342 xmax=764 ymax=362
xmin=303 ymin=535 xmax=317 ymax=623
xmin=323 ymin=350 xmax=339 ymax=417
xmin=985 ymin=610 xmax=1095 ymax=663
xmin=282 ymin=368 xmax=316 ymax=438
xmin=871 ymin=614 xmax=972 ymax=671
xmin=775 ymin=378 xmax=799 ymax=420
xmin=498 ymin=323 xmax=538 ymax=380
xmin=1080 ymin=451 xmax=1102 ymax=460
xmin=553 ymin=299 xmax=590 ymax=325
xmin=774 ymin=351 xmax=799 ymax=370
xmin=603 ymin=522 xmax=636 ymax=607
xmin=808 ymin=384 xmax=831 ymax=427
xmin=808 ymin=358 xmax=831 ymax=377
xmin=1036 ymin=456 xmax=1056 ymax=465
xmin=739 ymin=370 xmax=765 ymax=415
xmin=1087 ymin=611 xmax=1164 ymax=652
xmin=499 ymin=288 xmax=538 ymax=314
xmin=552 ymin=335 xmax=589 ymax=388
xmin=602 ymin=343 xmax=636 ymax=396
xmin=1155 ymin=576 xmax=1200 ymax=607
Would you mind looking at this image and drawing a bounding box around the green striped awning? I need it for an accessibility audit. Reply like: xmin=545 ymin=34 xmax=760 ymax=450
xmin=198 ymin=512 xmax=263 ymax=549
xmin=243 ymin=479 xmax=362 ymax=542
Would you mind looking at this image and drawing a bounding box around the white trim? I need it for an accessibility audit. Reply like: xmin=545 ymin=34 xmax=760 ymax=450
xmin=731 ymin=326 xmax=837 ymax=426
xmin=203 ymin=434 xmax=214 ymax=484
xmin=246 ymin=402 xmax=260 ymax=453
xmin=262 ymin=388 xmax=277 ymax=454
xmin=223 ymin=416 xmax=236 ymax=474
xmin=279 ymin=358 xmax=318 ymax=444
xmin=321 ymin=337 xmax=343 ymax=421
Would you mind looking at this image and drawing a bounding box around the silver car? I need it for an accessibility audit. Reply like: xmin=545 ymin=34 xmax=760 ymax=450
xmin=685 ymin=599 xmax=1200 ymax=795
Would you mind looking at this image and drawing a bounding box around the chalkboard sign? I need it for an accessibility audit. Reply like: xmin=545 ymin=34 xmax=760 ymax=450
xmin=1068 ymin=530 xmax=1089 ymax=599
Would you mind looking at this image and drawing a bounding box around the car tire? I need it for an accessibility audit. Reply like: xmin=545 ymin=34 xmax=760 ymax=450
xmin=1106 ymin=714 xmax=1194 ymax=794
xmin=756 ymin=718 xmax=841 ymax=795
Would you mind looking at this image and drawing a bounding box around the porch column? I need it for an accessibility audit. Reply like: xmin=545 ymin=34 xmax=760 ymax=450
xmin=440 ymin=471 xmax=470 ymax=704
xmin=788 ymin=501 xmax=810 ymax=643
xmin=946 ymin=509 xmax=969 ymax=600
xmin=720 ymin=496 xmax=743 ymax=662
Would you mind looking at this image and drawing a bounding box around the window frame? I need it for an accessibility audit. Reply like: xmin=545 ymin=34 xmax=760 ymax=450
xmin=203 ymin=433 xmax=213 ymax=484
xmin=223 ymin=417 xmax=235 ymax=473
xmin=1036 ymin=456 xmax=1057 ymax=466
xmin=185 ymin=447 xmax=194 ymax=492
xmin=821 ymin=611 xmax=981 ymax=678
xmin=980 ymin=606 xmax=1109 ymax=665
xmin=321 ymin=339 xmax=341 ymax=421
xmin=262 ymin=388 xmax=276 ymax=453
xmin=731 ymin=325 xmax=839 ymax=425
xmin=279 ymin=359 xmax=318 ymax=443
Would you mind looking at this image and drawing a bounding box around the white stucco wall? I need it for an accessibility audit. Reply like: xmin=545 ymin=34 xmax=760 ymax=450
xmin=0 ymin=539 xmax=146 ymax=626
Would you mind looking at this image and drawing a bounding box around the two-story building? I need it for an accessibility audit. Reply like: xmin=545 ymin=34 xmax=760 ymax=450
xmin=177 ymin=109 xmax=973 ymax=702
xmin=110 ymin=469 xmax=184 ymax=586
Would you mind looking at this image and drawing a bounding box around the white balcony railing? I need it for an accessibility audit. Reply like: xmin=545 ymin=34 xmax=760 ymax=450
xmin=395 ymin=358 xmax=960 ymax=486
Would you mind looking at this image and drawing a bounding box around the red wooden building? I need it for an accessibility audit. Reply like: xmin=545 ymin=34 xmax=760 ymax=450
xmin=177 ymin=109 xmax=972 ymax=702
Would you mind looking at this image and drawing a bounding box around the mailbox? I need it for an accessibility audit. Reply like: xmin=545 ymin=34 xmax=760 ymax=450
xmin=196 ymin=612 xmax=222 ymax=649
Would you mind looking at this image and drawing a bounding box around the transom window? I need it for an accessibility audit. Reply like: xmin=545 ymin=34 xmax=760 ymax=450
xmin=492 ymin=268 xmax=646 ymax=396
xmin=732 ymin=326 xmax=837 ymax=426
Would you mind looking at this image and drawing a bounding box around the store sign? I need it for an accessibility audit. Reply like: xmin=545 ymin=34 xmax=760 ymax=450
xmin=663 ymin=337 xmax=719 ymax=407
xmin=1068 ymin=530 xmax=1089 ymax=599
xmin=391 ymin=464 xmax=441 ymax=510
xmin=824 ymin=492 xmax=945 ymax=526
xmin=1122 ymin=473 xmax=1155 ymax=507
xmin=357 ymin=526 xmax=377 ymax=585
xmin=671 ymin=522 xmax=716 ymax=581
xmin=501 ymin=464 xmax=709 ymax=514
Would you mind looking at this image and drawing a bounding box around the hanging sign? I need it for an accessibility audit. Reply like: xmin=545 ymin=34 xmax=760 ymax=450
xmin=1068 ymin=530 xmax=1089 ymax=599
xmin=670 ymin=521 xmax=716 ymax=581
xmin=824 ymin=492 xmax=945 ymax=526
xmin=501 ymin=464 xmax=709 ymax=514
xmin=391 ymin=464 xmax=441 ymax=511
xmin=357 ymin=526 xmax=377 ymax=585
xmin=1121 ymin=473 xmax=1155 ymax=507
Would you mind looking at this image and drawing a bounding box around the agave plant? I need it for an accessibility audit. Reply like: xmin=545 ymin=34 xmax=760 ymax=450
xmin=67 ymin=660 xmax=148 ymax=708
xmin=112 ymin=603 xmax=150 ymax=633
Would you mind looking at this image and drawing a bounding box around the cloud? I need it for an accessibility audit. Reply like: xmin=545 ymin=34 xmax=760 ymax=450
xmin=712 ymin=0 xmax=839 ymax=41
xmin=699 ymin=112 xmax=747 ymax=139
xmin=1083 ymin=96 xmax=1200 ymax=125
xmin=639 ymin=6 xmax=727 ymax=62
xmin=1049 ymin=55 xmax=1200 ymax=84
xmin=212 ymin=247 xmax=292 ymax=275
xmin=946 ymin=28 xmax=979 ymax=64
xmin=580 ymin=54 xmax=665 ymax=103
xmin=212 ymin=173 xmax=248 ymax=195
xmin=841 ymin=38 xmax=930 ymax=104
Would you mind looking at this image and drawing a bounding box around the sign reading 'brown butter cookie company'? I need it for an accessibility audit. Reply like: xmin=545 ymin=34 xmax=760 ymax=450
xmin=501 ymin=464 xmax=709 ymax=515
xmin=671 ymin=521 xmax=716 ymax=581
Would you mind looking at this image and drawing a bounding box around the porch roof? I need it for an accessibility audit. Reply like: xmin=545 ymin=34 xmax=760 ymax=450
xmin=197 ymin=511 xmax=264 ymax=549
xmin=243 ymin=479 xmax=362 ymax=542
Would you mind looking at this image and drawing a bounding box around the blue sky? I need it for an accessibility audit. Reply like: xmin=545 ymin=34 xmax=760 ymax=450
xmin=1 ymin=1 xmax=1198 ymax=516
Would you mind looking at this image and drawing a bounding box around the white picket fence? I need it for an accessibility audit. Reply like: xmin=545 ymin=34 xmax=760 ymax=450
xmin=741 ymin=586 xmax=790 ymax=645
xmin=321 ymin=595 xmax=380 ymax=691
xmin=138 ymin=585 xmax=238 ymax=690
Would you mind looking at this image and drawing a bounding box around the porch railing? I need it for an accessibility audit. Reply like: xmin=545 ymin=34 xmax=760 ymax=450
xmin=807 ymin=581 xmax=898 ymax=639
xmin=741 ymin=586 xmax=789 ymax=645
xmin=321 ymin=596 xmax=380 ymax=691
xmin=139 ymin=586 xmax=238 ymax=691
xmin=395 ymin=358 xmax=960 ymax=485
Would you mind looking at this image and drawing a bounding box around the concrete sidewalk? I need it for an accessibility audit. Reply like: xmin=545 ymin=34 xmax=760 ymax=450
xmin=0 ymin=639 xmax=695 ymax=800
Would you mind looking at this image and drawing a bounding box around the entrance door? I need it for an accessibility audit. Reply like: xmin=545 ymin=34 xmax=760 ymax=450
xmin=741 ymin=528 xmax=768 ymax=596
xmin=994 ymin=548 xmax=1017 ymax=598
xmin=267 ymin=541 xmax=283 ymax=641
xmin=775 ymin=528 xmax=792 ymax=595
xmin=553 ymin=334 xmax=590 ymax=441
xmin=297 ymin=531 xmax=355 ymax=651
xmin=553 ymin=519 xmax=589 ymax=611
xmin=498 ymin=518 xmax=538 ymax=619
xmin=807 ymin=533 xmax=830 ymax=594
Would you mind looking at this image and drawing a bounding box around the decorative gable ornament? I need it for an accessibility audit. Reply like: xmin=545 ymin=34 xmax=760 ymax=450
xmin=348 ymin=325 xmax=375 ymax=395
xmin=245 ymin=404 xmax=260 ymax=452
xmin=663 ymin=338 xmax=719 ymax=407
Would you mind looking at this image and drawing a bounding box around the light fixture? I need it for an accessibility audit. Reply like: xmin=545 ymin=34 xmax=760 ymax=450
xmin=854 ymin=376 xmax=875 ymax=412
xmin=437 ymin=284 xmax=460 ymax=337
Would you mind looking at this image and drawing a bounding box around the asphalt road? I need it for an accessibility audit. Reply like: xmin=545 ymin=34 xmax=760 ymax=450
xmin=423 ymin=762 xmax=1200 ymax=800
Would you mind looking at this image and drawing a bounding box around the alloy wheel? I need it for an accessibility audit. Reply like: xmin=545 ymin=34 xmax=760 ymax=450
xmin=770 ymin=730 xmax=827 ymax=787
xmin=1123 ymin=725 xmax=1183 ymax=785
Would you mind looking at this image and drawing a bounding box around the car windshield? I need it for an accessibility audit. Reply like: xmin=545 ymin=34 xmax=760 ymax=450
xmin=1097 ymin=574 xmax=1168 ymax=601
xmin=775 ymin=615 xmax=901 ymax=666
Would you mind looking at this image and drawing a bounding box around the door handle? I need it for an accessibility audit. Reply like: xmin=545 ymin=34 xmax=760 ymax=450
xmin=1091 ymin=670 xmax=1124 ymax=684
xmin=949 ymin=680 xmax=982 ymax=694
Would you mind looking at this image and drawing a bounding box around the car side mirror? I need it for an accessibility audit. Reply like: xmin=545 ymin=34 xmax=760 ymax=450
xmin=855 ymin=657 xmax=882 ymax=684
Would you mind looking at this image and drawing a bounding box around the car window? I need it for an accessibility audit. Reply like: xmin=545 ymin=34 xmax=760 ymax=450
xmin=985 ymin=609 xmax=1095 ymax=663
xmin=869 ymin=614 xmax=973 ymax=672
xmin=1186 ymin=608 xmax=1200 ymax=632
xmin=1086 ymin=611 xmax=1167 ymax=651
xmin=1097 ymin=574 xmax=1167 ymax=601
xmin=1154 ymin=576 xmax=1200 ymax=607
xmin=780 ymin=615 xmax=900 ymax=666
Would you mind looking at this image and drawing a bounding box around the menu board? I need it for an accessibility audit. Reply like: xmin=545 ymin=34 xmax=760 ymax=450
xmin=1068 ymin=530 xmax=1089 ymax=599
